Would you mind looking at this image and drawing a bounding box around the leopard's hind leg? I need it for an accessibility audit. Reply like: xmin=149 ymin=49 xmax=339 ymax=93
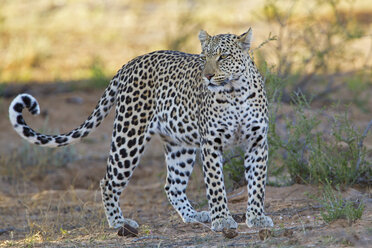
xmin=164 ymin=143 xmax=211 ymax=223
xmin=100 ymin=88 xmax=154 ymax=229
xmin=100 ymin=127 xmax=152 ymax=229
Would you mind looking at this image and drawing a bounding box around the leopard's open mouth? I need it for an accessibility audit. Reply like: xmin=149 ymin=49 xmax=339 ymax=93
xmin=208 ymin=80 xmax=228 ymax=88
xmin=207 ymin=76 xmax=240 ymax=88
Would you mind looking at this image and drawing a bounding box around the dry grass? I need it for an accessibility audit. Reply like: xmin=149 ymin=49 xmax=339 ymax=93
xmin=0 ymin=188 xmax=108 ymax=247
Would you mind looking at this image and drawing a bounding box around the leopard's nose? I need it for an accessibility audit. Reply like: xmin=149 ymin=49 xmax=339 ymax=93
xmin=205 ymin=74 xmax=215 ymax=80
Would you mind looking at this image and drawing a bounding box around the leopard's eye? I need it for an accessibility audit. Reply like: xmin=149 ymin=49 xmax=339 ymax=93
xmin=219 ymin=54 xmax=230 ymax=60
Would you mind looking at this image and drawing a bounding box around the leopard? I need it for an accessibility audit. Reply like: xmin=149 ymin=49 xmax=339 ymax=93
xmin=9 ymin=28 xmax=273 ymax=232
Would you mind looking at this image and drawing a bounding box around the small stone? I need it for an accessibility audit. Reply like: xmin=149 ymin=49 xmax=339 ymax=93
xmin=222 ymin=228 xmax=238 ymax=239
xmin=117 ymin=224 xmax=138 ymax=237
xmin=258 ymin=229 xmax=271 ymax=241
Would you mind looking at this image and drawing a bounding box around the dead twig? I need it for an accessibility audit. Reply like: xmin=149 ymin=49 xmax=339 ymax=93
xmin=274 ymin=223 xmax=326 ymax=236
xmin=227 ymin=189 xmax=245 ymax=200
xmin=132 ymin=235 xmax=168 ymax=242
xmin=252 ymin=33 xmax=278 ymax=53
xmin=0 ymin=227 xmax=15 ymax=235
xmin=190 ymin=219 xmax=216 ymax=233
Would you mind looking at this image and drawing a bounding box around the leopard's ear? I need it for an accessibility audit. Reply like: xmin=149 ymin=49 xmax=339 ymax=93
xmin=237 ymin=27 xmax=253 ymax=51
xmin=198 ymin=30 xmax=211 ymax=47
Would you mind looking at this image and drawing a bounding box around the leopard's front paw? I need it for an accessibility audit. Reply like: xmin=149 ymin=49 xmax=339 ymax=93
xmin=211 ymin=216 xmax=238 ymax=232
xmin=123 ymin=218 xmax=139 ymax=229
xmin=110 ymin=218 xmax=139 ymax=229
xmin=183 ymin=211 xmax=211 ymax=223
xmin=246 ymin=214 xmax=273 ymax=228
xmin=193 ymin=211 xmax=211 ymax=223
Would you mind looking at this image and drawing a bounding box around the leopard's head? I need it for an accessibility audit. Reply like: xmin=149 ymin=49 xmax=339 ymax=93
xmin=198 ymin=28 xmax=253 ymax=90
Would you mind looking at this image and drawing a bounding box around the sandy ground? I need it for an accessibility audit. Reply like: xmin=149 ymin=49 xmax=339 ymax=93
xmin=0 ymin=89 xmax=371 ymax=247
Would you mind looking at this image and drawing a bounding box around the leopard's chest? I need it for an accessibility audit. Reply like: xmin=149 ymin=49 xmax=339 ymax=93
xmin=207 ymin=91 xmax=266 ymax=148
xmin=216 ymin=104 xmax=253 ymax=147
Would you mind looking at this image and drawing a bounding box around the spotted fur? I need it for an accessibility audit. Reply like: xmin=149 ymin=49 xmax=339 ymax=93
xmin=9 ymin=28 xmax=273 ymax=231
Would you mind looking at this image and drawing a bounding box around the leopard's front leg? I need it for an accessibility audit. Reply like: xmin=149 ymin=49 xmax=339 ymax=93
xmin=244 ymin=132 xmax=273 ymax=228
xmin=201 ymin=143 xmax=238 ymax=231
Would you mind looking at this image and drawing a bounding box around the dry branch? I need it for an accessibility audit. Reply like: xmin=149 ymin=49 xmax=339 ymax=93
xmin=132 ymin=235 xmax=168 ymax=242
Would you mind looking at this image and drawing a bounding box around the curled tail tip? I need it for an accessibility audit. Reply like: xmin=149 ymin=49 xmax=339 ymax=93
xmin=10 ymin=93 xmax=40 ymax=116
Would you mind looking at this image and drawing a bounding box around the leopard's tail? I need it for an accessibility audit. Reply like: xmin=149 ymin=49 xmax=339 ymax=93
xmin=9 ymin=76 xmax=120 ymax=148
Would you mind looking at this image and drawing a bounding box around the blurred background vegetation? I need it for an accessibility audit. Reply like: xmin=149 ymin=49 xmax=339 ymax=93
xmin=0 ymin=0 xmax=370 ymax=85
xmin=1 ymin=0 xmax=371 ymax=188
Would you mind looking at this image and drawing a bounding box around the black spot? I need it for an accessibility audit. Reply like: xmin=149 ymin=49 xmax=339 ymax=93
xmin=17 ymin=115 xmax=25 ymax=125
xmin=252 ymin=126 xmax=260 ymax=131
xmin=72 ymin=132 xmax=81 ymax=138
xmin=127 ymin=138 xmax=136 ymax=148
xmin=130 ymin=148 xmax=137 ymax=157
xmin=13 ymin=103 xmax=23 ymax=113
xmin=214 ymin=137 xmax=222 ymax=144
xmin=37 ymin=136 xmax=49 ymax=144
xmin=30 ymin=109 xmax=38 ymax=115
xmin=247 ymin=92 xmax=256 ymax=99
xmin=127 ymin=128 xmax=136 ymax=137
xmin=55 ymin=137 xmax=68 ymax=143
xmin=117 ymin=173 xmax=124 ymax=180
xmin=85 ymin=122 xmax=94 ymax=129
xmin=133 ymin=157 xmax=138 ymax=165
xmin=22 ymin=96 xmax=31 ymax=107
xmin=23 ymin=127 xmax=33 ymax=137
xmin=124 ymin=160 xmax=130 ymax=168
xmin=29 ymin=102 xmax=38 ymax=113
xmin=120 ymin=149 xmax=128 ymax=158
